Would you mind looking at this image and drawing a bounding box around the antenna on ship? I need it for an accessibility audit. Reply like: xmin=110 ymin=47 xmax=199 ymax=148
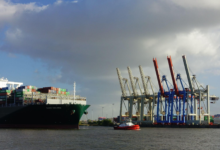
xmin=73 ymin=82 xmax=76 ymax=103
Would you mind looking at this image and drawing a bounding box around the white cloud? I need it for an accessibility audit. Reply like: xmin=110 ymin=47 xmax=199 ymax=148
xmin=6 ymin=28 xmax=22 ymax=41
xmin=0 ymin=0 xmax=47 ymax=23
xmin=168 ymin=0 xmax=220 ymax=9
xmin=164 ymin=29 xmax=219 ymax=56
xmin=54 ymin=0 xmax=63 ymax=5
xmin=1 ymin=0 xmax=220 ymax=116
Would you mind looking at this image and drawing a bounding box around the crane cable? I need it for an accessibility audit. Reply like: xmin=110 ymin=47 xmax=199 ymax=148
xmin=202 ymin=98 xmax=207 ymax=113
xmin=151 ymin=81 xmax=159 ymax=93
xmin=123 ymin=100 xmax=128 ymax=112
xmin=134 ymin=103 xmax=138 ymax=112
xmin=189 ymin=66 xmax=195 ymax=76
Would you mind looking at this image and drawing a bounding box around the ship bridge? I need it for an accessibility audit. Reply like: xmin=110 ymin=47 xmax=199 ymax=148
xmin=0 ymin=77 xmax=23 ymax=89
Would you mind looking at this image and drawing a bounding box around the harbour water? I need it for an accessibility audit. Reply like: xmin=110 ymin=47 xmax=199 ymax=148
xmin=0 ymin=126 xmax=220 ymax=150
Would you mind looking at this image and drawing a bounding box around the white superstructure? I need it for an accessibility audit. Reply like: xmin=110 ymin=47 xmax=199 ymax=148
xmin=46 ymin=82 xmax=86 ymax=105
xmin=0 ymin=77 xmax=23 ymax=89
xmin=46 ymin=95 xmax=86 ymax=105
xmin=119 ymin=119 xmax=134 ymax=127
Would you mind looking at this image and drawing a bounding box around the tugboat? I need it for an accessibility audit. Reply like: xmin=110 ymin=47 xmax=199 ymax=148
xmin=114 ymin=119 xmax=140 ymax=130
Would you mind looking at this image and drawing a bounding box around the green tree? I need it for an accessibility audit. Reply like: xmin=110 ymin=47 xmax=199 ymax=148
xmin=102 ymin=119 xmax=113 ymax=126
xmin=88 ymin=120 xmax=93 ymax=125
xmin=97 ymin=120 xmax=103 ymax=126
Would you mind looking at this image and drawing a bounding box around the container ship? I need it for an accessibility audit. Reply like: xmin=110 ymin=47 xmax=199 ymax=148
xmin=0 ymin=77 xmax=90 ymax=129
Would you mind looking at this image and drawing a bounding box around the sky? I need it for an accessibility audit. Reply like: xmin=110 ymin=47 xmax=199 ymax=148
xmin=1 ymin=0 xmax=220 ymax=120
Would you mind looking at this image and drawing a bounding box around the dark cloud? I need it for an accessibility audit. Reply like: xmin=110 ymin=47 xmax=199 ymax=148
xmin=1 ymin=0 xmax=220 ymax=117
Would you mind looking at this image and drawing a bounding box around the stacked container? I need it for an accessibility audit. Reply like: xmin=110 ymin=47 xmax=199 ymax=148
xmin=38 ymin=87 xmax=56 ymax=94
xmin=37 ymin=87 xmax=68 ymax=95
xmin=0 ymin=85 xmax=74 ymax=106
xmin=15 ymin=85 xmax=38 ymax=103
xmin=0 ymin=89 xmax=11 ymax=103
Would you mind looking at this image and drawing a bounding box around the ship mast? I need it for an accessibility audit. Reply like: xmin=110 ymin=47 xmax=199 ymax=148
xmin=73 ymin=82 xmax=76 ymax=103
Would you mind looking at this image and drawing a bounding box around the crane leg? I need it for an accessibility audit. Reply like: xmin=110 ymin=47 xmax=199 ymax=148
xmin=129 ymin=97 xmax=133 ymax=119
xmin=199 ymin=91 xmax=201 ymax=125
xmin=186 ymin=94 xmax=189 ymax=122
xmin=194 ymin=96 xmax=197 ymax=121
xmin=120 ymin=97 xmax=123 ymax=123
xmin=160 ymin=98 xmax=163 ymax=121
xmin=141 ymin=97 xmax=144 ymax=121
xmin=149 ymin=100 xmax=152 ymax=121
xmin=153 ymin=96 xmax=155 ymax=124
xmin=157 ymin=94 xmax=160 ymax=123
xmin=138 ymin=99 xmax=141 ymax=121
xmin=191 ymin=96 xmax=193 ymax=121
xmin=207 ymin=85 xmax=210 ymax=125
xmin=165 ymin=98 xmax=167 ymax=122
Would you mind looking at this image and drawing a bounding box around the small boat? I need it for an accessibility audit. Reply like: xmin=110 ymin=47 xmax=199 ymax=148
xmin=114 ymin=119 xmax=140 ymax=130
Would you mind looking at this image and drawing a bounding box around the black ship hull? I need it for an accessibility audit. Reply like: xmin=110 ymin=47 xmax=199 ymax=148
xmin=0 ymin=104 xmax=90 ymax=129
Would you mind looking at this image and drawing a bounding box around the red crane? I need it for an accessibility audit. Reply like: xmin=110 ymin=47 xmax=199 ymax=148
xmin=167 ymin=56 xmax=179 ymax=96
xmin=153 ymin=58 xmax=164 ymax=96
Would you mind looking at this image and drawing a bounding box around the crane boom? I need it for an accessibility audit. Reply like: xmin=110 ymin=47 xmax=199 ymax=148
xmin=116 ymin=68 xmax=126 ymax=97
xmin=182 ymin=55 xmax=194 ymax=94
xmin=134 ymin=77 xmax=143 ymax=95
xmin=123 ymin=78 xmax=132 ymax=96
xmin=127 ymin=66 xmax=138 ymax=97
xmin=153 ymin=58 xmax=164 ymax=96
xmin=167 ymin=56 xmax=179 ymax=95
xmin=139 ymin=65 xmax=149 ymax=95
xmin=147 ymin=76 xmax=155 ymax=94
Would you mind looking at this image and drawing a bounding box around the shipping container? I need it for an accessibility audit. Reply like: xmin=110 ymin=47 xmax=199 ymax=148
xmin=0 ymin=90 xmax=11 ymax=93
xmin=0 ymin=96 xmax=8 ymax=98
xmin=16 ymin=95 xmax=24 ymax=98
xmin=204 ymin=116 xmax=214 ymax=123
xmin=0 ymin=93 xmax=10 ymax=96
xmin=43 ymin=87 xmax=53 ymax=90
xmin=98 ymin=117 xmax=106 ymax=121
xmin=16 ymin=89 xmax=27 ymax=92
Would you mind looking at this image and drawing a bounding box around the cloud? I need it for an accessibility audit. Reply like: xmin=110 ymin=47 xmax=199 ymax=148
xmin=8 ymin=52 xmax=16 ymax=58
xmin=1 ymin=0 xmax=220 ymax=117
xmin=47 ymin=74 xmax=62 ymax=84
xmin=0 ymin=0 xmax=47 ymax=30
xmin=0 ymin=0 xmax=47 ymax=18
xmin=54 ymin=0 xmax=63 ymax=5
xmin=72 ymin=1 xmax=78 ymax=3
xmin=168 ymin=0 xmax=220 ymax=9
xmin=34 ymin=69 xmax=39 ymax=73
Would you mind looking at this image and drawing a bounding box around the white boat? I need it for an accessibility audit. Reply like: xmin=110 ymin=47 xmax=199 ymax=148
xmin=114 ymin=119 xmax=140 ymax=130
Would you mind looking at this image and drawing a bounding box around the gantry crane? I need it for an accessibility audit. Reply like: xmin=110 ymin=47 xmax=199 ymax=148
xmin=117 ymin=66 xmax=157 ymax=124
xmin=153 ymin=58 xmax=174 ymax=124
xmin=167 ymin=56 xmax=186 ymax=124
xmin=116 ymin=68 xmax=133 ymax=122
xmin=127 ymin=66 xmax=139 ymax=119
xmin=116 ymin=68 xmax=126 ymax=98
xmin=127 ymin=66 xmax=156 ymax=122
xmin=182 ymin=55 xmax=218 ymax=125
xmin=139 ymin=65 xmax=156 ymax=123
